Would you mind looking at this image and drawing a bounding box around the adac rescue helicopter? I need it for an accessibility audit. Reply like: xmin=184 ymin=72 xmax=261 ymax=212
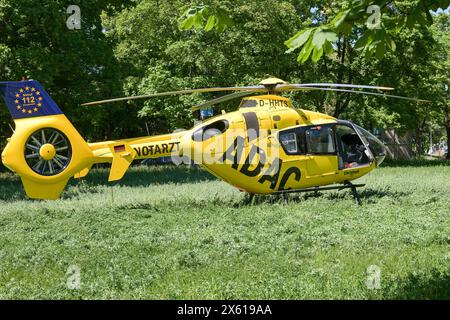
xmin=0 ymin=77 xmax=429 ymax=203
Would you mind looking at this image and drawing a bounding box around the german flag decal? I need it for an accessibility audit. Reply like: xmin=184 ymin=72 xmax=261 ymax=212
xmin=114 ymin=145 xmax=126 ymax=153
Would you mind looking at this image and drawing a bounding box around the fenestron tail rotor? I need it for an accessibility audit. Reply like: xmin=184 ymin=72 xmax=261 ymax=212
xmin=25 ymin=128 xmax=72 ymax=176
xmin=80 ymin=77 xmax=430 ymax=109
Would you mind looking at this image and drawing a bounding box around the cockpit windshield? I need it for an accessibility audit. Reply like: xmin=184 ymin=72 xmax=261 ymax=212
xmin=354 ymin=125 xmax=386 ymax=166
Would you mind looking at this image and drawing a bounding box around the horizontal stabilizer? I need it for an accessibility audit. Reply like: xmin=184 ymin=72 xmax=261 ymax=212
xmin=108 ymin=142 xmax=136 ymax=182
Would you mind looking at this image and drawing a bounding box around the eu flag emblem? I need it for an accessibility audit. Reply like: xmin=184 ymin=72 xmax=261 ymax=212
xmin=0 ymin=80 xmax=63 ymax=119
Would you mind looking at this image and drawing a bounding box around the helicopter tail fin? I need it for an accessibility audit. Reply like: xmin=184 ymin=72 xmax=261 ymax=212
xmin=0 ymin=80 xmax=97 ymax=200
xmin=0 ymin=80 xmax=63 ymax=119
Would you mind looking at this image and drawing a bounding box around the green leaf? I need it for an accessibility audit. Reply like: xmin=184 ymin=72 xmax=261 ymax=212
xmin=331 ymin=9 xmax=350 ymax=29
xmin=285 ymin=28 xmax=314 ymax=53
xmin=178 ymin=6 xmax=232 ymax=33
xmin=312 ymin=29 xmax=326 ymax=49
xmin=179 ymin=15 xmax=196 ymax=30
xmin=388 ymin=38 xmax=396 ymax=52
xmin=311 ymin=47 xmax=324 ymax=63
xmin=312 ymin=29 xmax=337 ymax=50
xmin=324 ymin=30 xmax=338 ymax=42
xmin=354 ymin=32 xmax=371 ymax=50
xmin=193 ymin=12 xmax=203 ymax=30
xmin=215 ymin=9 xmax=233 ymax=32
xmin=297 ymin=37 xmax=314 ymax=64
xmin=340 ymin=21 xmax=353 ymax=36
xmin=204 ymin=15 xmax=216 ymax=32
xmin=218 ymin=9 xmax=233 ymax=27
xmin=323 ymin=40 xmax=334 ymax=55
xmin=375 ymin=42 xmax=385 ymax=59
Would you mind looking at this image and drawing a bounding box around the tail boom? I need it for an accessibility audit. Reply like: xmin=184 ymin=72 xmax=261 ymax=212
xmin=0 ymin=79 xmax=187 ymax=200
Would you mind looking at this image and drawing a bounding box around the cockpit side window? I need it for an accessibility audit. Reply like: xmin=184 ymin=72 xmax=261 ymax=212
xmin=280 ymin=132 xmax=298 ymax=153
xmin=335 ymin=124 xmax=370 ymax=168
xmin=305 ymin=126 xmax=336 ymax=154
xmin=278 ymin=129 xmax=306 ymax=155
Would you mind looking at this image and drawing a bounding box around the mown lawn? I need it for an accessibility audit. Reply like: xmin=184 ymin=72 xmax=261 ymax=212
xmin=0 ymin=163 xmax=449 ymax=299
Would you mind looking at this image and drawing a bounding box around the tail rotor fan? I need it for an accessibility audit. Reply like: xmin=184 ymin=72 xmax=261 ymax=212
xmin=24 ymin=128 xmax=72 ymax=176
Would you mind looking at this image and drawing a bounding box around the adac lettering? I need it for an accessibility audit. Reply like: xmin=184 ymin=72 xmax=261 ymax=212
xmin=134 ymin=142 xmax=180 ymax=157
xmin=221 ymin=137 xmax=301 ymax=190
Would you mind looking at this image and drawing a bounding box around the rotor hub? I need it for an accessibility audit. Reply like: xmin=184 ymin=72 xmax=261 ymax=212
xmin=39 ymin=144 xmax=56 ymax=160
xmin=25 ymin=128 xmax=72 ymax=176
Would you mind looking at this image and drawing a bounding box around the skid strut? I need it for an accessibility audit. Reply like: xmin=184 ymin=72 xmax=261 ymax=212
xmin=243 ymin=193 xmax=255 ymax=205
xmin=272 ymin=182 xmax=365 ymax=205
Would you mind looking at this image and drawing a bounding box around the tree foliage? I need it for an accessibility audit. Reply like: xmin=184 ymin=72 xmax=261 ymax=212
xmin=178 ymin=5 xmax=233 ymax=32
xmin=285 ymin=0 xmax=450 ymax=63
xmin=104 ymin=0 xmax=306 ymax=131
xmin=0 ymin=0 xmax=137 ymax=143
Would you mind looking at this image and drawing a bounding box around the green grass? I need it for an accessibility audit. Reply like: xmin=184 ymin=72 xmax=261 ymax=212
xmin=0 ymin=164 xmax=449 ymax=299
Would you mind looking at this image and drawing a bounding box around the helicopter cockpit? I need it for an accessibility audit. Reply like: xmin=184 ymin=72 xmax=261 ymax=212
xmin=278 ymin=121 xmax=386 ymax=170
xmin=335 ymin=124 xmax=370 ymax=169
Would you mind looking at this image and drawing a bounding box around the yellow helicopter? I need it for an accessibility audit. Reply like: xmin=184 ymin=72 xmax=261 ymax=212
xmin=0 ymin=77 xmax=429 ymax=203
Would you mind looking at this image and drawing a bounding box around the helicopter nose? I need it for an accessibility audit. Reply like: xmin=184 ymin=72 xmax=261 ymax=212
xmin=354 ymin=125 xmax=387 ymax=166
xmin=371 ymin=139 xmax=387 ymax=166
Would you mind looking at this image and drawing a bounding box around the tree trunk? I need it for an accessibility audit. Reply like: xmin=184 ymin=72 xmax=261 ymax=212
xmin=415 ymin=127 xmax=423 ymax=156
xmin=333 ymin=36 xmax=354 ymax=118
xmin=446 ymin=125 xmax=450 ymax=160
xmin=334 ymin=36 xmax=347 ymax=117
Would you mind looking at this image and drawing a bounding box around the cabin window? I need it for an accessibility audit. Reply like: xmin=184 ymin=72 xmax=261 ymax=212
xmin=278 ymin=129 xmax=306 ymax=155
xmin=192 ymin=120 xmax=229 ymax=142
xmin=305 ymin=126 xmax=335 ymax=154
xmin=279 ymin=132 xmax=298 ymax=154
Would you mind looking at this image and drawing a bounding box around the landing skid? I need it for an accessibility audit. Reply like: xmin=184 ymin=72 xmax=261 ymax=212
xmin=245 ymin=181 xmax=365 ymax=205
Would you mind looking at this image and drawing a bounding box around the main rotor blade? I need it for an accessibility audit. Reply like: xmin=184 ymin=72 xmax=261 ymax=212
xmin=190 ymin=91 xmax=257 ymax=112
xmin=81 ymin=85 xmax=267 ymax=106
xmin=291 ymin=87 xmax=431 ymax=103
xmin=276 ymin=83 xmax=394 ymax=92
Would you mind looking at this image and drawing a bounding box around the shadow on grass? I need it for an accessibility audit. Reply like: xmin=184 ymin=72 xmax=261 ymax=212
xmin=79 ymin=164 xmax=216 ymax=187
xmin=245 ymin=187 xmax=410 ymax=206
xmin=0 ymin=165 xmax=217 ymax=201
xmin=315 ymin=187 xmax=409 ymax=201
xmin=0 ymin=175 xmax=27 ymax=201
xmin=386 ymin=269 xmax=450 ymax=300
